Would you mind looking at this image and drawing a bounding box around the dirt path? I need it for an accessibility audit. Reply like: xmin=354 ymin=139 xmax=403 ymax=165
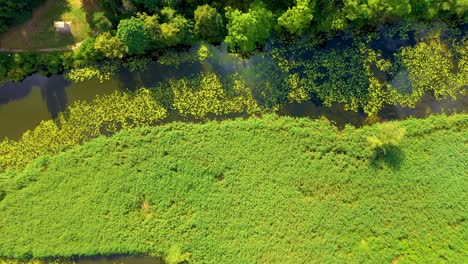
xmin=0 ymin=41 xmax=83 ymax=53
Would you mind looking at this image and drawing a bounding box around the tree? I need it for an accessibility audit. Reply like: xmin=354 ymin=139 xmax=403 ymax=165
xmin=194 ymin=4 xmax=225 ymax=42
xmin=74 ymin=37 xmax=103 ymax=65
xmin=157 ymin=7 xmax=192 ymax=47
xmin=367 ymin=123 xmax=406 ymax=156
xmin=278 ymin=0 xmax=315 ymax=35
xmin=94 ymin=32 xmax=128 ymax=59
xmin=138 ymin=12 xmax=160 ymax=41
xmin=117 ymin=17 xmax=150 ymax=55
xmin=0 ymin=0 xmax=44 ymax=33
xmin=342 ymin=0 xmax=411 ymax=25
xmin=225 ymin=2 xmax=275 ymax=53
xmin=93 ymin=12 xmax=112 ymax=32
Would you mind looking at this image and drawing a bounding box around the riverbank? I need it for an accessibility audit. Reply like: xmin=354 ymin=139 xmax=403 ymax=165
xmin=1 ymin=22 xmax=467 ymax=141
xmin=1 ymin=114 xmax=467 ymax=263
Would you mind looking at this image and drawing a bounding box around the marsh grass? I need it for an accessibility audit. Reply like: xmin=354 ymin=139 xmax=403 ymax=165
xmin=0 ymin=114 xmax=467 ymax=263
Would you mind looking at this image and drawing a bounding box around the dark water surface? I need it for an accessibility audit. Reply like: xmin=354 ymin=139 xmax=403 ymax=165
xmin=1 ymin=70 xmax=466 ymax=140
xmin=0 ymin=27 xmax=467 ymax=263
xmin=1 ymin=34 xmax=467 ymax=140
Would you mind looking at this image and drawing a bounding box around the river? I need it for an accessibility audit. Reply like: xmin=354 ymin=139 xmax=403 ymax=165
xmin=1 ymin=24 xmax=467 ymax=140
xmin=0 ymin=26 xmax=467 ymax=264
xmin=0 ymin=42 xmax=466 ymax=140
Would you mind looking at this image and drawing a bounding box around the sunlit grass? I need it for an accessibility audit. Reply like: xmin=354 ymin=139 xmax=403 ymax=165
xmin=0 ymin=114 xmax=467 ymax=262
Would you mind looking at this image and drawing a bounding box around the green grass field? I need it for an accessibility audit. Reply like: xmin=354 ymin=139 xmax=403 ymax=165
xmin=0 ymin=114 xmax=467 ymax=263
xmin=0 ymin=0 xmax=99 ymax=50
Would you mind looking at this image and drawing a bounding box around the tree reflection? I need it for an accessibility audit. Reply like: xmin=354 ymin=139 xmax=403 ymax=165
xmin=39 ymin=75 xmax=70 ymax=118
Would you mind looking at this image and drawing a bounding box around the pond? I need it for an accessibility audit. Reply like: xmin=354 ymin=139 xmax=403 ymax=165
xmin=0 ymin=28 xmax=467 ymax=141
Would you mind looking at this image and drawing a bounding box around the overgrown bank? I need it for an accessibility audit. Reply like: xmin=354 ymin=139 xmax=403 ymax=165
xmin=0 ymin=114 xmax=467 ymax=263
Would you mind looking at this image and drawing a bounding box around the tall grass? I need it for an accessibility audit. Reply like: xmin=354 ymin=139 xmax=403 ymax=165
xmin=0 ymin=114 xmax=467 ymax=263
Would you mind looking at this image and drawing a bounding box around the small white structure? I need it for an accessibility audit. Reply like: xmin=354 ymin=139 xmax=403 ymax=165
xmin=54 ymin=21 xmax=72 ymax=33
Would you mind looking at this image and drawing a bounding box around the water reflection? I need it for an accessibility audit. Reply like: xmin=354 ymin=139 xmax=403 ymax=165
xmin=0 ymin=25 xmax=466 ymax=140
xmin=39 ymin=75 xmax=69 ymax=118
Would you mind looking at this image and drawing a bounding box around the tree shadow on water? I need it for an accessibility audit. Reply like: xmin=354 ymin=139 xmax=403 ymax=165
xmin=39 ymin=76 xmax=69 ymax=118
xmin=370 ymin=145 xmax=405 ymax=171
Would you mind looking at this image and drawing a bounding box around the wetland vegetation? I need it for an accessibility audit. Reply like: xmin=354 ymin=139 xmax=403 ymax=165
xmin=0 ymin=0 xmax=467 ymax=263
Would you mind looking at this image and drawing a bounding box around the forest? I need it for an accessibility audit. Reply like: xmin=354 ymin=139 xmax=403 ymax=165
xmin=0 ymin=0 xmax=467 ymax=263
xmin=1 ymin=0 xmax=467 ymax=78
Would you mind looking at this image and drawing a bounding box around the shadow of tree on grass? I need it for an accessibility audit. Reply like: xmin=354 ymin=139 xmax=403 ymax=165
xmin=369 ymin=145 xmax=405 ymax=171
xmin=81 ymin=0 xmax=102 ymax=32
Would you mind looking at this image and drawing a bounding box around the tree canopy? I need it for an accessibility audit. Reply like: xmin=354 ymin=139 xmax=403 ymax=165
xmin=194 ymin=4 xmax=225 ymax=42
xmin=116 ymin=17 xmax=150 ymax=55
xmin=94 ymin=32 xmax=128 ymax=59
xmin=278 ymin=0 xmax=315 ymax=35
xmin=225 ymin=2 xmax=275 ymax=53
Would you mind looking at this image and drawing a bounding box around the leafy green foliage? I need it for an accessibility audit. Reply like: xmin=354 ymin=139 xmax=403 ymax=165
xmin=116 ymin=17 xmax=150 ymax=55
xmin=269 ymin=24 xmax=468 ymax=115
xmin=225 ymin=1 xmax=275 ymax=53
xmin=367 ymin=123 xmax=406 ymax=156
xmin=158 ymin=7 xmax=192 ymax=47
xmin=73 ymin=38 xmax=103 ymax=66
xmin=0 ymin=52 xmax=69 ymax=82
xmin=136 ymin=9 xmax=192 ymax=48
xmin=92 ymin=12 xmax=112 ymax=32
xmin=94 ymin=32 xmax=128 ymax=59
xmin=342 ymin=0 xmax=412 ymax=26
xmin=194 ymin=4 xmax=225 ymax=42
xmin=65 ymin=61 xmax=119 ymax=83
xmin=390 ymin=32 xmax=468 ymax=106
xmin=277 ymin=0 xmax=315 ymax=35
xmin=123 ymin=56 xmax=150 ymax=72
xmin=137 ymin=12 xmax=162 ymax=46
xmin=166 ymin=245 xmax=191 ymax=264
xmin=0 ymin=114 xmax=466 ymax=262
xmin=157 ymin=44 xmax=214 ymax=67
xmin=162 ymin=72 xmax=260 ymax=117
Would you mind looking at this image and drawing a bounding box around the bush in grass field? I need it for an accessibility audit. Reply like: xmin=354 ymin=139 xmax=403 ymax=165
xmin=367 ymin=123 xmax=406 ymax=156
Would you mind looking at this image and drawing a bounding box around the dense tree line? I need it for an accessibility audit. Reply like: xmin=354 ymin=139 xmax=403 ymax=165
xmin=69 ymin=0 xmax=464 ymax=58
xmin=0 ymin=0 xmax=44 ymax=33
xmin=0 ymin=0 xmax=467 ymax=82
xmin=1 ymin=1 xmax=467 ymax=52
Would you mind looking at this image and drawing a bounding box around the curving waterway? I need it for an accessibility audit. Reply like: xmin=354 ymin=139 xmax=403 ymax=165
xmin=0 ymin=26 xmax=467 ymax=263
xmin=1 ymin=44 xmax=466 ymax=140
xmin=1 ymin=23 xmax=468 ymax=140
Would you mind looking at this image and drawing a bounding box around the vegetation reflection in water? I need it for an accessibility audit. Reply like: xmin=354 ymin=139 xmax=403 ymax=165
xmin=1 ymin=22 xmax=467 ymax=139
xmin=0 ymin=23 xmax=467 ymax=171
